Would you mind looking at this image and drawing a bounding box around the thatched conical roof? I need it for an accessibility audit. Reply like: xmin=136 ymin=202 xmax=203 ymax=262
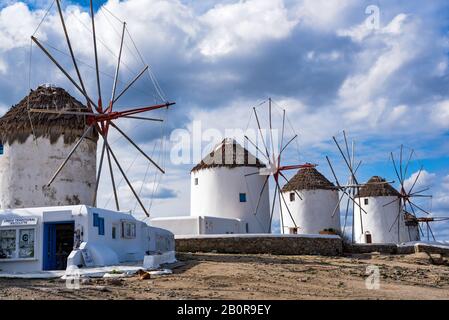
xmin=0 ymin=85 xmax=97 ymax=145
xmin=355 ymin=176 xmax=400 ymax=198
xmin=281 ymin=166 xmax=336 ymax=192
xmin=191 ymin=138 xmax=265 ymax=172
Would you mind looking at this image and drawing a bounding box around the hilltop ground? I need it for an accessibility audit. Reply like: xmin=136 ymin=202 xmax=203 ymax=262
xmin=0 ymin=252 xmax=448 ymax=300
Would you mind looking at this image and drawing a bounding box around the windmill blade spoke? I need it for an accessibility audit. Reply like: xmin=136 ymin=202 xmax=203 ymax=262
xmin=109 ymin=121 xmax=165 ymax=174
xmin=245 ymin=171 xmax=260 ymax=177
xmin=332 ymin=136 xmax=358 ymax=185
xmin=388 ymin=211 xmax=401 ymax=232
xmin=428 ymin=222 xmax=436 ymax=241
xmin=113 ymin=65 xmax=149 ymax=104
xmin=268 ymin=98 xmax=276 ymax=159
xmin=331 ymin=189 xmax=345 ymax=218
xmin=253 ymin=175 xmax=270 ymax=217
xmin=253 ymin=107 xmax=270 ymax=159
xmin=343 ymin=130 xmax=352 ymax=169
xmin=383 ymin=198 xmax=399 ymax=207
xmin=408 ymin=200 xmax=431 ymax=215
xmin=278 ymin=109 xmax=286 ymax=166
xmin=47 ymin=125 xmax=93 ymax=186
xmin=55 ymin=0 xmax=94 ymax=112
xmin=390 ymin=152 xmax=402 ymax=188
xmin=418 ymin=223 xmax=425 ymax=237
xmin=326 ymin=155 xmax=342 ymax=187
xmin=90 ymin=0 xmax=102 ymax=107
xmin=93 ymin=140 xmax=106 ymax=207
xmin=403 ymin=149 xmax=414 ymax=180
xmin=244 ymin=135 xmax=269 ymax=161
xmin=399 ymin=144 xmax=404 ymax=185
xmin=121 ymin=115 xmax=163 ymax=122
xmin=29 ymin=109 xmax=94 ymax=117
xmin=280 ymin=134 xmax=298 ymax=155
xmin=109 ymin=22 xmax=127 ymax=112
xmin=354 ymin=160 xmax=362 ymax=175
xmin=411 ymin=187 xmax=430 ymax=195
xmin=268 ymin=184 xmax=278 ymax=233
xmin=409 ymin=165 xmax=424 ymax=195
xmin=31 ymin=36 xmax=98 ymax=110
xmin=277 ymin=181 xmax=298 ymax=228
xmin=106 ymin=147 xmax=120 ymax=211
xmin=103 ymin=138 xmax=150 ymax=217
xmin=342 ymin=196 xmax=351 ymax=237
xmin=278 ymin=171 xmax=302 ymax=200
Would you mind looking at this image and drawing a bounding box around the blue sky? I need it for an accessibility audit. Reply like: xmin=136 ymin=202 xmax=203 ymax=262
xmin=0 ymin=0 xmax=448 ymax=239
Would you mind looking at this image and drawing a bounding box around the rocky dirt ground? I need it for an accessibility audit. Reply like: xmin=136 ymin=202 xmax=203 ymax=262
xmin=0 ymin=252 xmax=449 ymax=300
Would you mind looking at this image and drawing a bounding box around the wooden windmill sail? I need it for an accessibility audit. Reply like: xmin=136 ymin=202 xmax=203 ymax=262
xmin=384 ymin=145 xmax=443 ymax=242
xmin=28 ymin=0 xmax=175 ymax=216
xmin=244 ymin=98 xmax=313 ymax=233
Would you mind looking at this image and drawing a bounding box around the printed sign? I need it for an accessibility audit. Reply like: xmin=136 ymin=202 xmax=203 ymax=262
xmin=1 ymin=217 xmax=38 ymax=227
xmin=81 ymin=248 xmax=95 ymax=267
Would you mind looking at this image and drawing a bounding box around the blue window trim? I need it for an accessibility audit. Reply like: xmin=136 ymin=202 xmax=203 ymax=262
xmin=98 ymin=218 xmax=105 ymax=236
xmin=239 ymin=193 xmax=247 ymax=203
xmin=93 ymin=213 xmax=99 ymax=227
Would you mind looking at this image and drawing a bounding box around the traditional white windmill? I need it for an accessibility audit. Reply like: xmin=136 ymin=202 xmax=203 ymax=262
xmin=190 ymin=138 xmax=271 ymax=233
xmin=280 ymin=165 xmax=341 ymax=235
xmin=24 ymin=0 xmax=175 ymax=216
xmin=0 ymin=85 xmax=98 ymax=209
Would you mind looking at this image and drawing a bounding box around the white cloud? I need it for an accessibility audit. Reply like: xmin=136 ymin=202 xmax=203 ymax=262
xmin=431 ymin=100 xmax=449 ymax=129
xmin=294 ymin=0 xmax=357 ymax=31
xmin=198 ymin=0 xmax=298 ymax=57
xmin=404 ymin=170 xmax=436 ymax=193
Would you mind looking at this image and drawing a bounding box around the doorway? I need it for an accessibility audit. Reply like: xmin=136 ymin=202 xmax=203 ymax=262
xmin=365 ymin=231 xmax=372 ymax=244
xmin=43 ymin=222 xmax=74 ymax=270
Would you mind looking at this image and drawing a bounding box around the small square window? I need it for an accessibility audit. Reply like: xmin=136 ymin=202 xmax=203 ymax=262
xmin=364 ymin=198 xmax=369 ymax=205
xmin=239 ymin=193 xmax=247 ymax=202
xmin=0 ymin=143 xmax=3 ymax=155
xmin=194 ymin=178 xmax=198 ymax=185
xmin=290 ymin=192 xmax=295 ymax=202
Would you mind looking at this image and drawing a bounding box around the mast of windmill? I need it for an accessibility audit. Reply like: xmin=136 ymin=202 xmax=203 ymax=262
xmin=28 ymin=0 xmax=175 ymax=216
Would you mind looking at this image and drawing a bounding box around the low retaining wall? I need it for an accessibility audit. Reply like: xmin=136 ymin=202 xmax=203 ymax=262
xmin=344 ymin=243 xmax=449 ymax=256
xmin=175 ymin=234 xmax=343 ymax=256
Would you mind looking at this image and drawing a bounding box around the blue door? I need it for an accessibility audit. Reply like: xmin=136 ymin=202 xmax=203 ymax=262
xmin=43 ymin=222 xmax=74 ymax=270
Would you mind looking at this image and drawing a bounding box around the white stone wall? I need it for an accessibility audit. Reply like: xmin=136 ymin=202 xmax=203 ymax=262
xmin=0 ymin=135 xmax=96 ymax=209
xmin=280 ymin=189 xmax=341 ymax=234
xmin=150 ymin=216 xmax=246 ymax=235
xmin=353 ymin=196 xmax=418 ymax=244
xmin=190 ymin=167 xmax=270 ymax=233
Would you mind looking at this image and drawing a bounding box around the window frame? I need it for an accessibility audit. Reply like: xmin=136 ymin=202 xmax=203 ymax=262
xmin=121 ymin=220 xmax=137 ymax=239
xmin=0 ymin=226 xmax=37 ymax=261
xmin=290 ymin=192 xmax=295 ymax=202
xmin=239 ymin=193 xmax=247 ymax=203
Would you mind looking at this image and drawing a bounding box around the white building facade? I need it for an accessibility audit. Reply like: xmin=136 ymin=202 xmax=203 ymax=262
xmin=0 ymin=85 xmax=97 ymax=210
xmin=0 ymin=205 xmax=175 ymax=273
xmin=354 ymin=176 xmax=420 ymax=244
xmin=280 ymin=167 xmax=341 ymax=235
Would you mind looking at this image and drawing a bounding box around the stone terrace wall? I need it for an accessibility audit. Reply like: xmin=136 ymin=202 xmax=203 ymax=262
xmin=175 ymin=234 xmax=343 ymax=256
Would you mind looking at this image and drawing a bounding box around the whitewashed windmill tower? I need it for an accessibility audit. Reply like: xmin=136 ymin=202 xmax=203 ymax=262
xmin=0 ymin=85 xmax=98 ymax=209
xmin=353 ymin=176 xmax=412 ymax=244
xmin=190 ymin=138 xmax=271 ymax=233
xmin=280 ymin=165 xmax=341 ymax=235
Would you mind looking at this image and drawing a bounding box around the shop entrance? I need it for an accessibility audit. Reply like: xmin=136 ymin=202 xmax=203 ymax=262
xmin=43 ymin=222 xmax=74 ymax=270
